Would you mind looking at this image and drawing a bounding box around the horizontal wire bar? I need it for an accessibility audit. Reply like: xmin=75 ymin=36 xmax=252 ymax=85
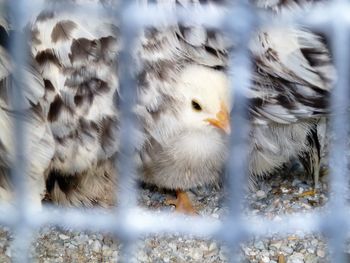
xmin=20 ymin=0 xmax=350 ymax=30
xmin=0 ymin=205 xmax=348 ymax=238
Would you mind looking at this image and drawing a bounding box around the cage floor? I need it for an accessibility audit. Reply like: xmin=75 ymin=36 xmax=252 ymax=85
xmin=0 ymin=165 xmax=338 ymax=263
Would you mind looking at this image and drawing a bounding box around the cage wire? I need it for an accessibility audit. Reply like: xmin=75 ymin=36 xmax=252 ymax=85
xmin=1 ymin=0 xmax=349 ymax=262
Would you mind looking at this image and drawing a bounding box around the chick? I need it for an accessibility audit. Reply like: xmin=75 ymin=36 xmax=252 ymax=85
xmin=139 ymin=65 xmax=231 ymax=214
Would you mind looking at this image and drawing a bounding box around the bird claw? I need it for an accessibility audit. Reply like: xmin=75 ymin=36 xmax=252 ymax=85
xmin=298 ymin=189 xmax=316 ymax=198
xmin=165 ymin=190 xmax=198 ymax=215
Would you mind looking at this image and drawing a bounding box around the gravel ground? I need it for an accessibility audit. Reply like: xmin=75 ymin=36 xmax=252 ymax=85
xmin=0 ymin=163 xmax=339 ymax=263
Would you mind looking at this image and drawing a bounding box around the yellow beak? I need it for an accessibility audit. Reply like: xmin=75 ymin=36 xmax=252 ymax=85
xmin=205 ymin=103 xmax=231 ymax=134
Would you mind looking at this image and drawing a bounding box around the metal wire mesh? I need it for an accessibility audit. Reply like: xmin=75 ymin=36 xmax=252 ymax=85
xmin=1 ymin=0 xmax=349 ymax=262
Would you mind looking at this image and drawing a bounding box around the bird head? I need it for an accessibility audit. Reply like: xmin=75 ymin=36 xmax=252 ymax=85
xmin=176 ymin=65 xmax=231 ymax=134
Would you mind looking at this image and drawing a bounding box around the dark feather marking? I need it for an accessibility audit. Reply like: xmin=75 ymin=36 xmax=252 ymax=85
xmin=212 ymin=65 xmax=225 ymax=71
xmin=35 ymin=49 xmax=61 ymax=68
xmin=300 ymin=48 xmax=329 ymax=67
xmin=249 ymin=97 xmax=264 ymax=110
xmin=48 ymin=95 xmax=64 ymax=122
xmin=298 ymin=124 xmax=321 ymax=178
xmin=275 ymin=95 xmax=296 ymax=110
xmin=148 ymin=93 xmax=178 ymax=122
xmin=69 ymin=36 xmax=116 ymax=64
xmin=74 ymin=83 xmax=94 ymax=105
xmin=137 ymin=70 xmax=148 ymax=87
xmin=83 ymin=78 xmax=110 ymax=94
xmin=206 ymin=29 xmax=216 ymax=40
xmin=69 ymin=38 xmax=98 ymax=63
xmin=0 ymin=81 xmax=7 ymax=104
xmin=0 ymin=25 xmax=9 ymax=48
xmin=29 ymin=101 xmax=45 ymax=121
xmin=90 ymin=121 xmax=99 ymax=132
xmin=74 ymin=94 xmax=84 ymax=106
xmin=83 ymin=78 xmax=110 ymax=95
xmin=54 ymin=135 xmax=66 ymax=145
xmin=148 ymin=108 xmax=162 ymax=122
xmin=142 ymin=60 xmax=174 ymax=82
xmin=265 ymin=48 xmax=279 ymax=62
xmin=51 ymin=20 xmax=77 ymax=43
xmin=97 ymin=80 xmax=110 ymax=93
xmin=46 ymin=171 xmax=79 ymax=194
xmin=44 ymin=79 xmax=55 ymax=91
xmin=204 ymin=46 xmax=219 ymax=57
xmin=99 ymin=117 xmax=114 ymax=151
xmin=30 ymin=27 xmax=42 ymax=46
xmin=251 ymin=59 xmax=331 ymax=123
xmin=79 ymin=118 xmax=95 ymax=138
xmin=144 ymin=27 xmax=159 ymax=39
xmin=179 ymin=25 xmax=189 ymax=39
xmin=142 ymin=32 xmax=171 ymax=53
xmin=100 ymin=36 xmax=117 ymax=53
xmin=64 ymin=67 xmax=93 ymax=88
xmin=295 ymin=93 xmax=329 ymax=110
xmin=36 ymin=11 xmax=55 ymax=22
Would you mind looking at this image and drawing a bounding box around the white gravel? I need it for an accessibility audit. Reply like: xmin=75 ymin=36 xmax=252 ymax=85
xmin=0 ymin=160 xmax=344 ymax=262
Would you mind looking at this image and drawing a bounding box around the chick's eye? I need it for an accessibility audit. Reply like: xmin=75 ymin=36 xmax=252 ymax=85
xmin=191 ymin=100 xmax=202 ymax=111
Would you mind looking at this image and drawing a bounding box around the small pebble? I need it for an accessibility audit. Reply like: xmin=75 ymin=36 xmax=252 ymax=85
xmin=281 ymin=245 xmax=294 ymax=254
xmin=189 ymin=248 xmax=203 ymax=261
xmin=256 ymin=190 xmax=267 ymax=199
xmin=58 ymin=234 xmax=69 ymax=240
xmin=270 ymin=241 xmax=282 ymax=250
xmin=92 ymin=240 xmax=101 ymax=253
xmin=287 ymin=252 xmax=304 ymax=263
xmin=168 ymin=243 xmax=177 ymax=252
xmin=306 ymin=247 xmax=315 ymax=254
xmin=261 ymin=255 xmax=270 ymax=262
xmin=137 ymin=251 xmax=149 ymax=262
xmin=305 ymin=254 xmax=318 ymax=263
xmin=254 ymin=240 xmax=265 ymax=250
xmin=316 ymin=249 xmax=326 ymax=258
xmin=310 ymin=239 xmax=319 ymax=246
xmin=208 ymin=242 xmax=218 ymax=252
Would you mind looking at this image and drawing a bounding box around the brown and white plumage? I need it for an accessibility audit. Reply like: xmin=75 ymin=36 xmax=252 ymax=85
xmin=247 ymin=1 xmax=334 ymax=186
xmin=0 ymin=1 xmax=120 ymax=207
xmin=0 ymin=0 xmax=334 ymax=210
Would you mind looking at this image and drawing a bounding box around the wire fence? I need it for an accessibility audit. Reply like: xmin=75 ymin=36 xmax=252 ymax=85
xmin=1 ymin=0 xmax=350 ymax=262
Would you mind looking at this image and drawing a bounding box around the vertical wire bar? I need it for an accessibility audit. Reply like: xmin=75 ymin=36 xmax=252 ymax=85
xmin=326 ymin=18 xmax=349 ymax=263
xmin=9 ymin=0 xmax=28 ymax=213
xmin=116 ymin=1 xmax=139 ymax=214
xmin=225 ymin=2 xmax=255 ymax=217
xmin=8 ymin=0 xmax=34 ymax=262
xmin=221 ymin=2 xmax=256 ymax=262
xmin=115 ymin=1 xmax=140 ymax=261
